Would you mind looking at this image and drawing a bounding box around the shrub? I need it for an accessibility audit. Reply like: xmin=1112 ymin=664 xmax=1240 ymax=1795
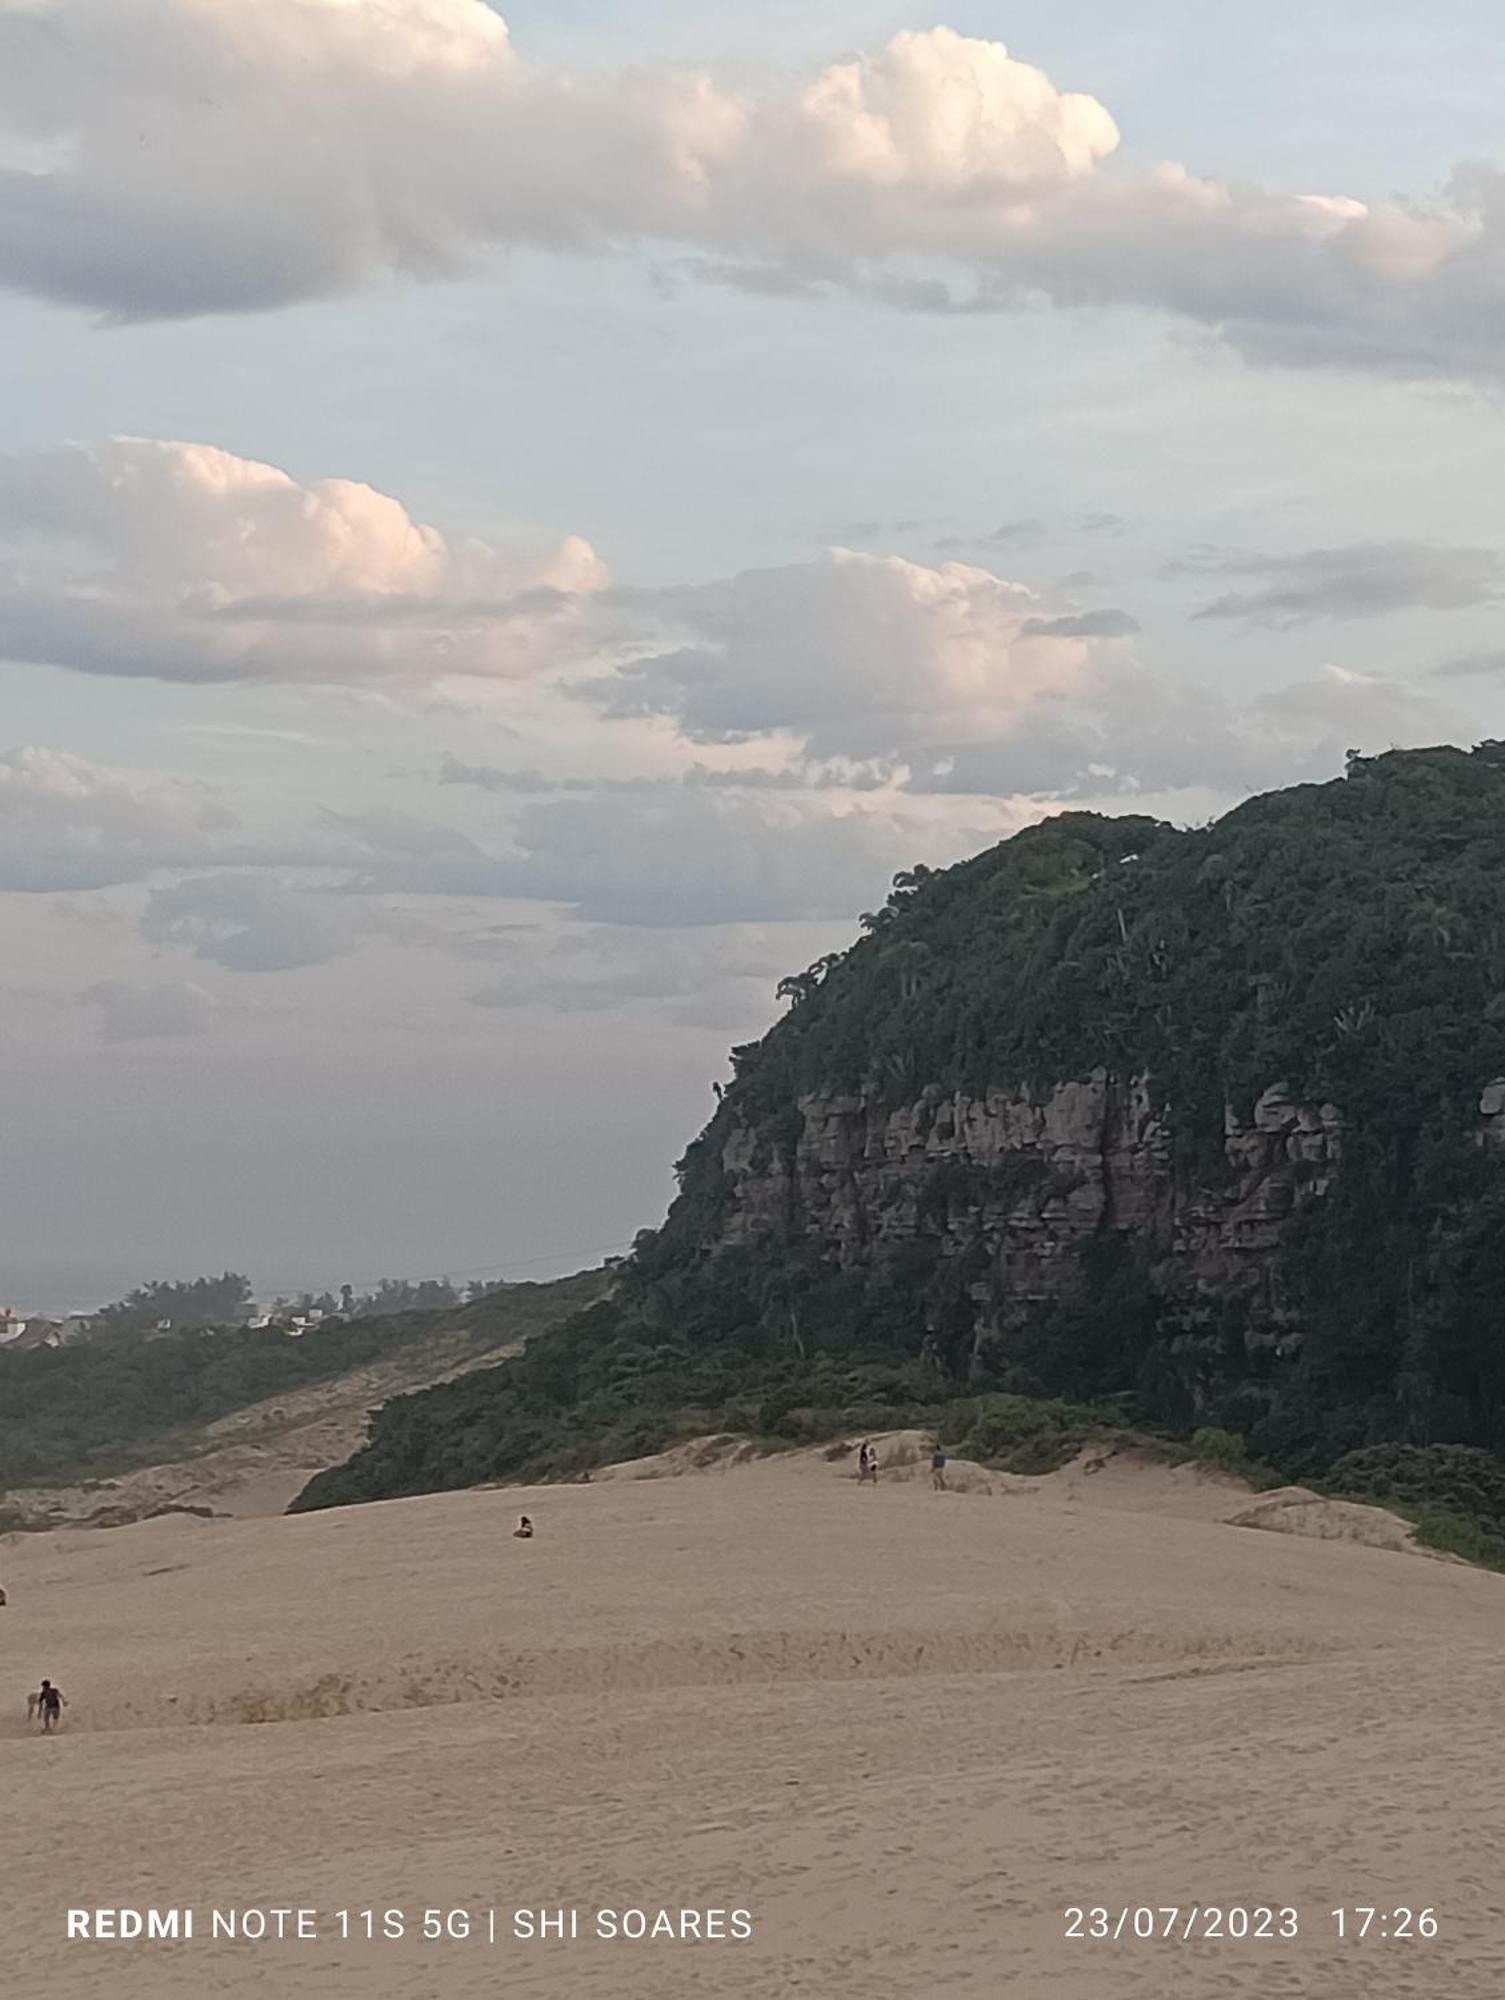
xmin=1190 ymin=1426 xmax=1248 ymax=1470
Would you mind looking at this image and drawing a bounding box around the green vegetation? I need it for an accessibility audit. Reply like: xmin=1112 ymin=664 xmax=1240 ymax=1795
xmin=298 ymin=748 xmax=1505 ymax=1541
xmin=0 ymin=1271 xmax=604 ymax=1493
xmin=940 ymin=1393 xmax=1135 ymax=1475
xmin=89 ymin=1272 xmax=253 ymax=1337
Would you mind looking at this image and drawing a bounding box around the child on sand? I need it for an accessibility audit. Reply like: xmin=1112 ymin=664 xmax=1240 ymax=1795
xmin=513 ymin=1515 xmax=534 ymax=1539
xmin=930 ymin=1447 xmax=947 ymax=1492
xmin=33 ymin=1680 xmax=65 ymax=1732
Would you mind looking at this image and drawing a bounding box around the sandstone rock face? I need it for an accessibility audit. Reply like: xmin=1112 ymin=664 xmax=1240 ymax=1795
xmin=717 ymin=1072 xmax=1345 ymax=1354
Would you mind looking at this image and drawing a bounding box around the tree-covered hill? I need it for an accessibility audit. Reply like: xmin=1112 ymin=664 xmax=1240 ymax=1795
xmin=0 ymin=1270 xmax=605 ymax=1495
xmin=295 ymin=745 xmax=1505 ymax=1512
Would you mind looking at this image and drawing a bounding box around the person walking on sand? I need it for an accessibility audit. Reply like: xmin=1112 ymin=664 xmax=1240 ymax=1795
xmin=930 ymin=1446 xmax=947 ymax=1492
xmin=34 ymin=1679 xmax=65 ymax=1732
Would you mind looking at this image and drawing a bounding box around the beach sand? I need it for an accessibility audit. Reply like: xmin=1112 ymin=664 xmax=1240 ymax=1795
xmin=2 ymin=1443 xmax=1503 ymax=1998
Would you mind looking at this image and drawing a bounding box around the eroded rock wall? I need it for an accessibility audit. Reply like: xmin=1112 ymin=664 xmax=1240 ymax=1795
xmin=717 ymin=1072 xmax=1343 ymax=1347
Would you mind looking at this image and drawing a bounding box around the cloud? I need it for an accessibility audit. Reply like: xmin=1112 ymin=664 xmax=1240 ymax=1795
xmin=1018 ymin=608 xmax=1140 ymax=638
xmin=597 ymin=547 xmax=1124 ymax=762
xmin=913 ymin=661 xmax=1470 ymax=798
xmin=83 ymin=978 xmax=219 ymax=1041
xmin=469 ymin=922 xmax=792 ymax=1017
xmin=2 ymin=8 xmax=1504 ymax=380
xmin=483 ymin=788 xmax=974 ymax=926
xmin=0 ymin=743 xmax=242 ymax=889
xmin=1191 ymin=542 xmax=1505 ymax=625
xmin=0 ymin=436 xmax=604 ymax=684
xmin=1433 ymin=648 xmax=1505 ymax=680
xmin=140 ymin=873 xmax=354 ymax=970
xmin=436 ymin=752 xmax=888 ymax=794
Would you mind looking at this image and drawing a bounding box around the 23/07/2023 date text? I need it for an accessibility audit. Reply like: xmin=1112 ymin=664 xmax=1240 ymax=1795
xmin=1065 ymin=1906 xmax=1440 ymax=1942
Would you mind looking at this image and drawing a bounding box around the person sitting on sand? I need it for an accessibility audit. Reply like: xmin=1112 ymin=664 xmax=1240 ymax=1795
xmin=34 ymin=1679 xmax=65 ymax=1732
xmin=857 ymin=1440 xmax=874 ymax=1485
xmin=513 ymin=1515 xmax=534 ymax=1539
xmin=930 ymin=1447 xmax=947 ymax=1492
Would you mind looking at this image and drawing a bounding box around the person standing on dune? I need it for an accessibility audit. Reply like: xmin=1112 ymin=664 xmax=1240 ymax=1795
xmin=33 ymin=1679 xmax=66 ymax=1732
xmin=930 ymin=1446 xmax=947 ymax=1492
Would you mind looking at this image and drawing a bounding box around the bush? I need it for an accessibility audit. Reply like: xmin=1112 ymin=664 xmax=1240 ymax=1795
xmin=956 ymin=1393 xmax=1116 ymax=1475
xmin=1190 ymin=1426 xmax=1247 ymax=1470
xmin=1326 ymin=1442 xmax=1505 ymax=1540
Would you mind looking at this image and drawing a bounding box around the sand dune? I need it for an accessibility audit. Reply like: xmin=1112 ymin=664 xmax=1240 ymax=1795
xmin=3 ymin=1444 xmax=1503 ymax=1997
xmin=2 ymin=1335 xmax=525 ymax=1531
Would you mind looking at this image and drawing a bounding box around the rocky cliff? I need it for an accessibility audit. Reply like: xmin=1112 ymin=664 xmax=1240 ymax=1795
xmin=716 ymin=1074 xmax=1344 ymax=1358
xmin=298 ymin=746 xmax=1505 ymax=1509
xmin=627 ymin=744 xmax=1505 ymax=1457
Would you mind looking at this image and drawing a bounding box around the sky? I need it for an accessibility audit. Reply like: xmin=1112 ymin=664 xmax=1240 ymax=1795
xmin=3 ymin=0 xmax=1505 ymax=1309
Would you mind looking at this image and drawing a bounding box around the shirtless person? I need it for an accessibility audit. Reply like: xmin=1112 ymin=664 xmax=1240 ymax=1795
xmin=34 ymin=1679 xmax=65 ymax=1732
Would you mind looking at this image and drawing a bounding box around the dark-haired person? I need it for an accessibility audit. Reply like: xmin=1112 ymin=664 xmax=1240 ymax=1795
xmin=35 ymin=1679 xmax=66 ymax=1732
xmin=930 ymin=1447 xmax=947 ymax=1493
xmin=513 ymin=1515 xmax=534 ymax=1539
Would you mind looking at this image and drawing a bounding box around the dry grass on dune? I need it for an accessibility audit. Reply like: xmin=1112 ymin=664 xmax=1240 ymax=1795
xmin=2 ymin=1441 xmax=1504 ymax=1999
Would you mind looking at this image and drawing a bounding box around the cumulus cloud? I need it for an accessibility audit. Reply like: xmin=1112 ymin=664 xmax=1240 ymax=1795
xmin=573 ymin=548 xmax=1471 ymax=799
xmin=599 ymin=548 xmax=1124 ymax=762
xmin=0 ymin=436 xmax=604 ymax=684
xmin=2 ymin=6 xmax=1503 ymax=379
xmin=1191 ymin=542 xmax=1505 ymax=625
xmin=0 ymin=743 xmax=242 ymax=888
xmin=83 ymin=978 xmax=219 ymax=1041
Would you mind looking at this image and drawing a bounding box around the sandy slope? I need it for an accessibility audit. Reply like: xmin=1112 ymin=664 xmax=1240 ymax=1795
xmin=2 ymin=1446 xmax=1503 ymax=1999
xmin=2 ymin=1335 xmax=523 ymax=1530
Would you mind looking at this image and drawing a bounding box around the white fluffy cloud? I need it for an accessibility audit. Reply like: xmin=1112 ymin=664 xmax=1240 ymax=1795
xmin=604 ymin=548 xmax=1123 ymax=761
xmin=584 ymin=548 xmax=1473 ymax=797
xmin=0 ymin=436 xmax=604 ymax=683
xmin=1 ymin=5 xmax=1501 ymax=378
